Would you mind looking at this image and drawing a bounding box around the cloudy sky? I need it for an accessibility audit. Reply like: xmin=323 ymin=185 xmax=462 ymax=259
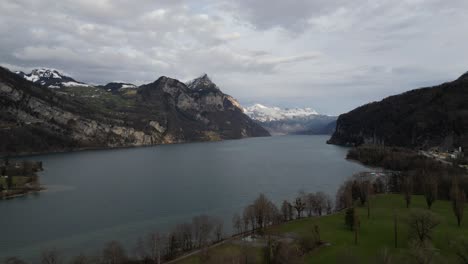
xmin=1 ymin=0 xmax=468 ymax=115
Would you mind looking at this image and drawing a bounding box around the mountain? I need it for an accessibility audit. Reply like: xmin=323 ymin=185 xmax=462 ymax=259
xmin=244 ymin=104 xmax=319 ymax=122
xmin=244 ymin=104 xmax=337 ymax=135
xmin=328 ymin=72 xmax=468 ymax=151
xmin=0 ymin=68 xmax=269 ymax=156
xmin=16 ymin=68 xmax=89 ymax=88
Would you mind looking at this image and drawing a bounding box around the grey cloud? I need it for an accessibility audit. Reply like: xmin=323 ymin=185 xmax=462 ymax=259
xmin=1 ymin=0 xmax=468 ymax=115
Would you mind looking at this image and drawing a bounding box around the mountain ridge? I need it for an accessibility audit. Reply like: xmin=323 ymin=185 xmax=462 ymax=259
xmin=328 ymin=72 xmax=468 ymax=151
xmin=0 ymin=67 xmax=269 ymax=156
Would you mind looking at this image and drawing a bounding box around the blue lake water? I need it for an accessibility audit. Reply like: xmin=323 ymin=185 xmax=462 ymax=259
xmin=0 ymin=135 xmax=368 ymax=260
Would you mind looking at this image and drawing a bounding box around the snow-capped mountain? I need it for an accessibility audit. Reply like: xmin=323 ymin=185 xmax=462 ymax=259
xmin=244 ymin=104 xmax=336 ymax=135
xmin=16 ymin=68 xmax=90 ymax=88
xmin=244 ymin=104 xmax=319 ymax=122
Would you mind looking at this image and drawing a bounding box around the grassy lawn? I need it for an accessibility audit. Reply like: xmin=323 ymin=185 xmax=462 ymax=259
xmin=0 ymin=176 xmax=31 ymax=188
xmin=60 ymin=86 xmax=137 ymax=114
xmin=269 ymin=194 xmax=468 ymax=263
xmin=174 ymin=194 xmax=468 ymax=263
xmin=174 ymin=243 xmax=262 ymax=264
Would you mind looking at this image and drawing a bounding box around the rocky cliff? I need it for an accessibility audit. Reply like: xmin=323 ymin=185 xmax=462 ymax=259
xmin=0 ymin=67 xmax=269 ymax=155
xmin=328 ymin=73 xmax=468 ymax=151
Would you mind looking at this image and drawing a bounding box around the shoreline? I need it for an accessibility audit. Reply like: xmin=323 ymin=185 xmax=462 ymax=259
xmin=1 ymin=135 xmax=273 ymax=159
xmin=1 ymin=186 xmax=46 ymax=200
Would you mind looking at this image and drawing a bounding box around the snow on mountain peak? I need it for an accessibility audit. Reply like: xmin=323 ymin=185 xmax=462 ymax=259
xmin=244 ymin=104 xmax=320 ymax=122
xmin=16 ymin=68 xmax=91 ymax=88
xmin=186 ymin=74 xmax=219 ymax=90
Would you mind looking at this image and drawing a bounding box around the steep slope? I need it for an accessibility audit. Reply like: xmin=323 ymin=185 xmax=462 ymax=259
xmin=138 ymin=75 xmax=269 ymax=141
xmin=244 ymin=104 xmax=336 ymax=135
xmin=0 ymin=68 xmax=268 ymax=156
xmin=328 ymin=73 xmax=468 ymax=151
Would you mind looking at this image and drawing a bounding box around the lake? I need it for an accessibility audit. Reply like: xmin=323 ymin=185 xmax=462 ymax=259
xmin=0 ymin=135 xmax=369 ymax=260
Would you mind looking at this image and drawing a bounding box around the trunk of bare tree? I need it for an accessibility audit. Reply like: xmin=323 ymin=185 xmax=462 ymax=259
xmin=394 ymin=210 xmax=398 ymax=248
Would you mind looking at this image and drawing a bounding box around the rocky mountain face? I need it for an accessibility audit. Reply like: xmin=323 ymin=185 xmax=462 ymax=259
xmin=186 ymin=74 xmax=219 ymax=91
xmin=0 ymin=67 xmax=269 ymax=155
xmin=328 ymin=73 xmax=468 ymax=151
xmin=244 ymin=104 xmax=337 ymax=135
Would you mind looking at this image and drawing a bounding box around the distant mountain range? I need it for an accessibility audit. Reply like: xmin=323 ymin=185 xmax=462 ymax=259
xmin=244 ymin=104 xmax=337 ymax=135
xmin=328 ymin=71 xmax=468 ymax=151
xmin=0 ymin=67 xmax=269 ymax=155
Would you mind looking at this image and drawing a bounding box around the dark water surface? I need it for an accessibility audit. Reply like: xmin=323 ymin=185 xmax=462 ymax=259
xmin=0 ymin=135 xmax=368 ymax=260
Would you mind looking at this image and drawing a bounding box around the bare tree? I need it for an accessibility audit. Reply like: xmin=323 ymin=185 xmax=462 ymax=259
xmin=180 ymin=223 xmax=193 ymax=251
xmin=69 ymin=254 xmax=94 ymax=264
xmin=423 ymin=172 xmax=438 ymax=210
xmin=407 ymin=240 xmax=439 ymax=264
xmin=214 ymin=218 xmax=224 ymax=242
xmin=305 ymin=193 xmax=314 ymax=217
xmin=280 ymin=200 xmax=290 ymax=222
xmin=253 ymin=193 xmax=270 ymax=230
xmin=335 ymin=181 xmax=354 ymax=211
xmin=394 ymin=210 xmax=398 ymax=249
xmin=243 ymin=205 xmax=255 ymax=234
xmin=373 ymin=177 xmax=386 ymax=194
xmin=41 ymin=249 xmax=61 ymax=264
xmin=354 ymin=210 xmax=360 ymax=245
xmin=172 ymin=223 xmax=192 ymax=252
xmin=165 ymin=232 xmax=178 ymax=259
xmin=144 ymin=232 xmax=164 ymax=264
xmin=451 ymin=237 xmax=468 ymax=264
xmin=288 ymin=202 xmax=294 ymax=221
xmin=314 ymin=192 xmax=327 ymax=216
xmin=407 ymin=209 xmax=440 ymax=244
xmin=451 ymin=176 xmax=466 ymax=227
xmin=232 ymin=213 xmax=242 ymax=234
xmin=101 ymin=241 xmax=127 ymax=264
xmin=192 ymin=215 xmax=214 ymax=248
xmin=325 ymin=195 xmax=333 ymax=215
xmin=293 ymin=197 xmax=306 ymax=219
xmin=345 ymin=207 xmax=356 ymax=231
xmin=135 ymin=233 xmax=163 ymax=263
xmin=267 ymin=201 xmax=281 ymax=225
xmin=402 ymin=174 xmax=413 ymax=208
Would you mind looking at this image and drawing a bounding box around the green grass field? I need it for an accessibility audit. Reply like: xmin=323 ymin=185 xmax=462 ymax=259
xmin=0 ymin=176 xmax=31 ymax=188
xmin=175 ymin=194 xmax=468 ymax=263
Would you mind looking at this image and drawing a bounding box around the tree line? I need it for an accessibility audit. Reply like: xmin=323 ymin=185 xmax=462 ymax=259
xmin=347 ymin=145 xmax=468 ymax=200
xmin=4 ymin=214 xmax=224 ymax=264
xmin=231 ymin=192 xmax=333 ymax=237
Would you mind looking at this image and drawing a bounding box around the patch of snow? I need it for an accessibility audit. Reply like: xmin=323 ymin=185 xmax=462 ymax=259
xmin=120 ymin=84 xmax=137 ymax=89
xmin=24 ymin=75 xmax=39 ymax=82
xmin=61 ymin=81 xmax=90 ymax=88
